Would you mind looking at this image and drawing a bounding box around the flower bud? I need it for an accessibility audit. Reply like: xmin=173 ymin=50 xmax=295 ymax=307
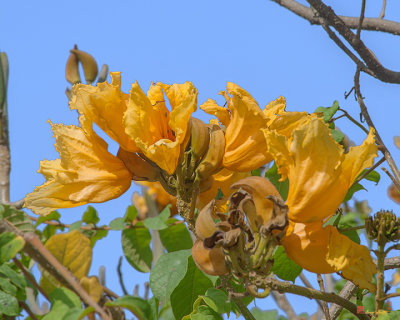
xmin=70 ymin=47 xmax=98 ymax=84
xmin=365 ymin=210 xmax=400 ymax=244
xmin=192 ymin=239 xmax=228 ymax=276
xmin=195 ymin=200 xmax=218 ymax=240
xmin=190 ymin=117 xmax=210 ymax=161
xmin=65 ymin=51 xmax=81 ymax=85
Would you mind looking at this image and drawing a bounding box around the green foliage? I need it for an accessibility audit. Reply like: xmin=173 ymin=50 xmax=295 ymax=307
xmin=265 ymin=163 xmax=289 ymax=201
xmin=82 ymin=206 xmax=100 ymax=225
xmin=150 ymin=249 xmax=192 ymax=302
xmin=251 ymin=307 xmax=280 ymax=320
xmin=42 ymin=288 xmax=83 ymax=320
xmin=0 ymin=232 xmax=24 ymax=263
xmin=159 ymin=218 xmax=193 ymax=252
xmin=144 ymin=205 xmax=171 ymax=230
xmin=272 ymin=246 xmax=302 ymax=282
xmin=170 ymin=256 xmax=213 ymax=319
xmin=109 ymin=217 xmax=125 ymax=230
xmin=35 ymin=210 xmax=61 ymax=227
xmin=315 ymin=100 xmax=339 ymax=122
xmin=331 ymin=128 xmax=345 ymax=143
xmin=122 ymin=226 xmax=153 ymax=273
xmin=124 ymin=205 xmax=138 ymax=222
xmin=0 ymin=204 xmax=35 ymax=233
xmin=105 ymin=296 xmax=154 ymax=320
xmin=344 ymin=183 xmax=366 ymax=202
xmin=0 ymin=290 xmax=19 ymax=316
xmin=251 ymin=168 xmax=262 ymax=176
xmin=201 ymin=288 xmax=232 ymax=315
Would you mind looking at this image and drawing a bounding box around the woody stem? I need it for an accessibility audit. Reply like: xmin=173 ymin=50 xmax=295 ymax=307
xmin=375 ymin=242 xmax=386 ymax=313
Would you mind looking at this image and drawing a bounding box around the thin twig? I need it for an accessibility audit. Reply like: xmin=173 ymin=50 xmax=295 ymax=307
xmin=102 ymin=285 xmax=119 ymax=299
xmin=263 ymin=277 xmax=371 ymax=320
xmin=300 ymin=272 xmax=325 ymax=311
xmin=351 ymin=156 xmax=385 ymax=188
xmin=317 ymin=274 xmax=331 ymax=320
xmin=356 ymin=0 xmax=367 ymax=40
xmin=144 ymin=282 xmax=150 ymax=300
xmin=20 ymin=301 xmax=39 ymax=320
xmin=231 ymin=297 xmax=256 ymax=320
xmin=325 ymin=281 xmax=358 ymax=320
xmin=338 ymin=108 xmax=369 ymax=135
xmin=270 ymin=290 xmax=299 ymax=319
xmin=383 ymin=292 xmax=400 ymax=300
xmin=354 ymin=68 xmax=400 ymax=191
xmin=117 ymin=257 xmax=128 ymax=295
xmin=305 ymin=0 xmax=400 ymax=84
xmin=13 ymin=258 xmax=50 ymax=302
xmin=320 ymin=21 xmax=375 ymax=77
xmin=379 ymin=0 xmax=387 ymax=19
xmin=381 ymin=167 xmax=398 ymax=188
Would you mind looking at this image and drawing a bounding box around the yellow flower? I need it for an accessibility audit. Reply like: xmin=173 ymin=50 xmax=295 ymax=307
xmin=124 ymin=80 xmax=197 ymax=174
xmin=200 ymin=83 xmax=309 ymax=172
xmin=25 ymin=122 xmax=132 ymax=216
xmin=26 ymin=73 xmax=197 ymax=215
xmin=263 ymin=117 xmax=378 ymax=291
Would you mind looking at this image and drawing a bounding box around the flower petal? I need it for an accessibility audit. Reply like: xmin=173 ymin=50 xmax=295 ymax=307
xmin=283 ymin=222 xmax=376 ymax=291
xmin=70 ymin=72 xmax=138 ymax=152
xmin=200 ymin=99 xmax=230 ymax=127
xmin=25 ymin=123 xmax=132 ymax=215
xmin=223 ymin=82 xmax=271 ymax=171
xmin=124 ymin=81 xmax=197 ymax=174
xmin=265 ymin=117 xmax=377 ymax=223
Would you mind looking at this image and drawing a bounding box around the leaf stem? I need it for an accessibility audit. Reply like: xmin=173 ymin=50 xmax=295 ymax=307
xmin=231 ymin=297 xmax=256 ymax=320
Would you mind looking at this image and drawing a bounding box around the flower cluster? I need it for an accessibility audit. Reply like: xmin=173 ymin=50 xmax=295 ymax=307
xmin=25 ymin=73 xmax=378 ymax=292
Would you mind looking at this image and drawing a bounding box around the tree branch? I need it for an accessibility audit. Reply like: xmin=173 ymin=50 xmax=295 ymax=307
xmin=271 ymin=0 xmax=400 ymax=36
xmin=272 ymin=0 xmax=400 ymax=83
xmin=270 ymin=290 xmax=299 ymax=319
xmin=325 ymin=281 xmax=358 ymax=320
xmin=263 ymin=277 xmax=371 ymax=320
xmin=354 ymin=69 xmax=400 ymax=190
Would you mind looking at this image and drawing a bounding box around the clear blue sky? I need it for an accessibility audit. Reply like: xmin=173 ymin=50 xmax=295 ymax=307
xmin=2 ymin=0 xmax=400 ymax=317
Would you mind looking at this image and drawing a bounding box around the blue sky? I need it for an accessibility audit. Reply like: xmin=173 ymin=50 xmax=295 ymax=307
xmin=2 ymin=0 xmax=400 ymax=317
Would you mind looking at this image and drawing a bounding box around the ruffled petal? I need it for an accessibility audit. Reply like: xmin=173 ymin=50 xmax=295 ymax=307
xmin=223 ymin=82 xmax=272 ymax=171
xmin=25 ymin=123 xmax=132 ymax=215
xmin=124 ymin=82 xmax=196 ymax=174
xmin=283 ymin=222 xmax=376 ymax=291
xmin=326 ymin=225 xmax=376 ymax=292
xmin=265 ymin=117 xmax=377 ymax=223
xmin=263 ymin=96 xmax=286 ymax=118
xmin=200 ymin=99 xmax=230 ymax=127
xmin=70 ymin=72 xmax=138 ymax=152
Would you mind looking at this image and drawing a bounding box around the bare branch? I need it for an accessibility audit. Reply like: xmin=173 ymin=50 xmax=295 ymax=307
xmin=299 ymin=273 xmax=325 ymax=311
xmin=384 ymin=256 xmax=400 ymax=270
xmin=273 ymin=0 xmax=400 ymax=83
xmin=356 ymin=0 xmax=367 ymax=40
xmin=271 ymin=0 xmax=400 ymax=36
xmin=379 ymin=0 xmax=387 ymax=19
xmin=271 ymin=290 xmax=299 ymax=319
xmin=326 ymin=281 xmax=358 ymax=320
xmin=317 ymin=274 xmax=331 ymax=320
xmin=354 ymin=69 xmax=400 ymax=190
xmin=117 ymin=257 xmax=128 ymax=296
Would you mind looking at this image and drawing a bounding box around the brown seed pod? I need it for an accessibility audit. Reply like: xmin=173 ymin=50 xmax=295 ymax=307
xmin=192 ymin=239 xmax=228 ymax=276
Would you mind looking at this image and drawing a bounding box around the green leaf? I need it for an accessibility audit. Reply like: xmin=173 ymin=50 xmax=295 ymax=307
xmin=62 ymin=307 xmax=85 ymax=320
xmin=331 ymin=129 xmax=345 ymax=143
xmin=170 ymin=256 xmax=213 ymax=319
xmin=150 ymin=249 xmax=192 ymax=302
xmin=42 ymin=301 xmax=70 ymax=320
xmin=69 ymin=221 xmax=83 ymax=231
xmin=82 ymin=206 xmax=99 ymax=225
xmin=82 ymin=228 xmax=108 ymax=247
xmin=201 ymin=288 xmax=231 ymax=314
xmin=109 ymin=218 xmax=125 ymax=230
xmin=144 ymin=206 xmax=170 ymax=230
xmin=124 ymin=205 xmax=138 ymax=222
xmin=191 ymin=305 xmax=223 ymax=320
xmin=250 ymin=308 xmax=278 ymax=320
xmin=1 ymin=205 xmax=35 ymax=233
xmin=315 ymin=100 xmax=339 ymax=122
xmin=122 ymin=228 xmax=153 ymax=273
xmin=0 ymin=290 xmax=19 ymax=316
xmin=251 ymin=168 xmax=261 ymax=176
xmin=49 ymin=287 xmax=82 ymax=308
xmin=148 ymin=296 xmax=159 ymax=320
xmin=35 ymin=211 xmax=61 ymax=227
xmin=265 ymin=163 xmax=289 ymax=201
xmin=0 ymin=277 xmax=17 ymax=295
xmin=339 ymin=224 xmax=360 ymax=244
xmin=358 ymin=169 xmax=380 ymax=185
xmin=272 ymin=246 xmax=302 ymax=282
xmin=0 ymin=264 xmax=26 ymax=288
xmin=344 ymin=183 xmax=366 ymax=202
xmin=159 ymin=219 xmax=192 ymax=252
xmin=105 ymin=296 xmax=154 ymax=320
xmin=0 ymin=232 xmax=25 ymax=263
